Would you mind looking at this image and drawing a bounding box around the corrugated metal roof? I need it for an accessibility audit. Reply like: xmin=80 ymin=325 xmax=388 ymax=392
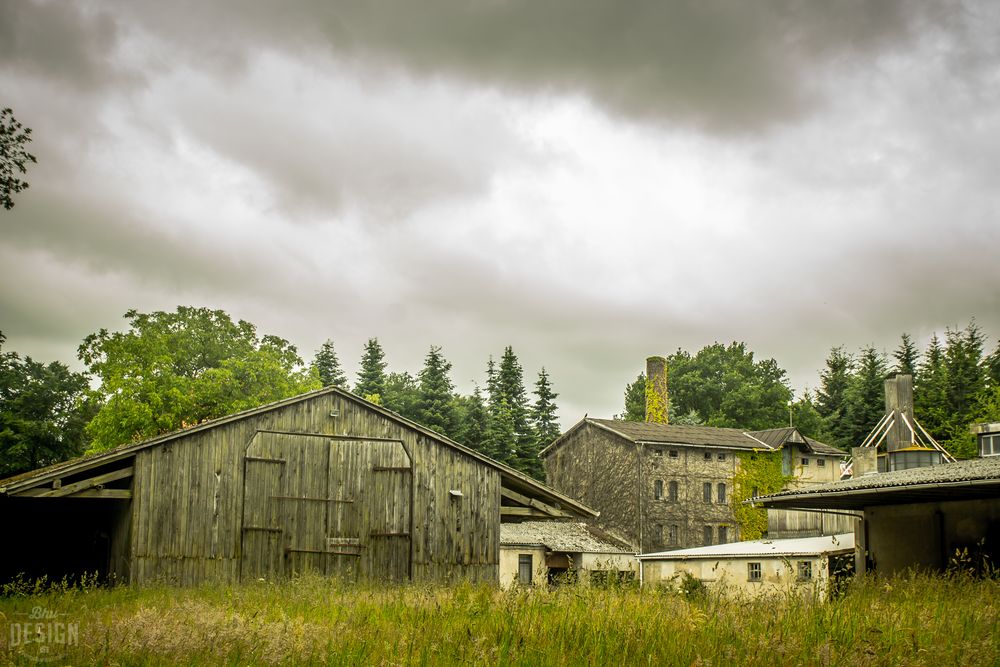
xmin=638 ymin=533 xmax=854 ymax=560
xmin=754 ymin=457 xmax=1000 ymax=510
xmin=585 ymin=419 xmax=844 ymax=455
xmin=500 ymin=521 xmax=635 ymax=554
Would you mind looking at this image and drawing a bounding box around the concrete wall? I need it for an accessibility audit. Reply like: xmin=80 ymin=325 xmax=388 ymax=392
xmin=641 ymin=555 xmax=831 ymax=598
xmin=499 ymin=546 xmax=547 ymax=589
xmin=864 ymin=498 xmax=1000 ymax=576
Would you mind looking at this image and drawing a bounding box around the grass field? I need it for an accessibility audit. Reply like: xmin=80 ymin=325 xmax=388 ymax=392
xmin=1 ymin=573 xmax=997 ymax=666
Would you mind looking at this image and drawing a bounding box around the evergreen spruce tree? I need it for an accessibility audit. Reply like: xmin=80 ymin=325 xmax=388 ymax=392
xmin=487 ymin=398 xmax=517 ymax=465
xmin=940 ymin=322 xmax=987 ymax=456
xmin=456 ymin=385 xmax=489 ymax=455
xmin=312 ymin=339 xmax=347 ymax=387
xmin=355 ymin=338 xmax=387 ymax=401
xmin=915 ymin=333 xmax=949 ymax=441
xmin=985 ymin=341 xmax=1000 ymax=389
xmin=525 ymin=368 xmax=559 ymax=480
xmin=416 ymin=345 xmax=458 ymax=438
xmin=844 ymin=346 xmax=888 ymax=448
xmin=892 ymin=333 xmax=919 ymax=379
xmin=496 ymin=346 xmax=533 ymax=467
xmin=815 ymin=346 xmax=855 ymax=448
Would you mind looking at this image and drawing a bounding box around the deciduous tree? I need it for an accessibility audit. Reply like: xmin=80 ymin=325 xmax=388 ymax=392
xmin=1 ymin=107 xmax=36 ymax=210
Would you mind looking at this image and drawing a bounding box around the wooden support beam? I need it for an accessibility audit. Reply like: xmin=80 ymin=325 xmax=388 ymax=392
xmin=69 ymin=489 xmax=132 ymax=499
xmin=500 ymin=487 xmax=569 ymax=518
xmin=20 ymin=467 xmax=134 ymax=498
xmin=500 ymin=506 xmax=553 ymax=518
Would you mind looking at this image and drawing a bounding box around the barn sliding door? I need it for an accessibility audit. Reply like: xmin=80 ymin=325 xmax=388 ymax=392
xmin=241 ymin=432 xmax=412 ymax=582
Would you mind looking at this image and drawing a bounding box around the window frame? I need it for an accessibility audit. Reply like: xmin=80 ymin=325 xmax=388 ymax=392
xmin=518 ymin=554 xmax=533 ymax=585
xmin=717 ymin=482 xmax=726 ymax=504
xmin=717 ymin=525 xmax=728 ymax=544
xmin=747 ymin=562 xmax=762 ymax=582
xmin=703 ymin=525 xmax=713 ymax=546
xmin=668 ymin=480 xmax=679 ymax=502
xmin=797 ymin=560 xmax=813 ymax=581
xmin=703 ymin=482 xmax=712 ymax=503
xmin=654 ymin=479 xmax=664 ymax=500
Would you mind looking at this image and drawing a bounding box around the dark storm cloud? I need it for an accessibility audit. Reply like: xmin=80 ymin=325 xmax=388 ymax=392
xmin=110 ymin=0 xmax=942 ymax=132
xmin=0 ymin=0 xmax=124 ymax=89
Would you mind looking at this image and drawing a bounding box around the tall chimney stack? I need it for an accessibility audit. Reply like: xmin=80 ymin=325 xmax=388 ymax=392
xmin=645 ymin=356 xmax=669 ymax=425
xmin=884 ymin=374 xmax=914 ymax=453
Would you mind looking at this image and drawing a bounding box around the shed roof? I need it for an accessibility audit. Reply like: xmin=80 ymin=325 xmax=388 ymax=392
xmin=753 ymin=457 xmax=1000 ymax=510
xmin=542 ymin=419 xmax=843 ymax=457
xmin=0 ymin=386 xmax=596 ymax=518
xmin=637 ymin=533 xmax=854 ymax=561
xmin=500 ymin=521 xmax=635 ymax=554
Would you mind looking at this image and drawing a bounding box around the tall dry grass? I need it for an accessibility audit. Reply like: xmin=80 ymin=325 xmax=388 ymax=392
xmin=1 ymin=572 xmax=997 ymax=665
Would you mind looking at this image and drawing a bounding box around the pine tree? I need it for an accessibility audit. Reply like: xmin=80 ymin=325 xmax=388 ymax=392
xmin=892 ymin=333 xmax=919 ymax=379
xmin=312 ymin=339 xmax=347 ymax=387
xmin=496 ymin=346 xmax=533 ymax=466
xmin=815 ymin=346 xmax=854 ymax=448
xmin=844 ymin=346 xmax=888 ymax=448
xmin=456 ymin=385 xmax=489 ymax=455
xmin=416 ymin=345 xmax=457 ymax=438
xmin=619 ymin=373 xmax=646 ymax=421
xmin=524 ymin=368 xmax=559 ymax=480
xmin=487 ymin=398 xmax=517 ymax=464
xmin=355 ymin=338 xmax=387 ymax=400
xmin=915 ymin=333 xmax=948 ymax=439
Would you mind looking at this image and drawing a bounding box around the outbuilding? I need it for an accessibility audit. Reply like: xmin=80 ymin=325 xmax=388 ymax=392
xmin=638 ymin=533 xmax=854 ymax=598
xmin=499 ymin=521 xmax=636 ymax=588
xmin=0 ymin=386 xmax=594 ymax=586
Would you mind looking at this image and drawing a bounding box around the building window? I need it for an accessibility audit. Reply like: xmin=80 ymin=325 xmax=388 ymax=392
xmin=668 ymin=524 xmax=678 ymax=545
xmin=655 ymin=523 xmax=664 ymax=546
xmin=981 ymin=433 xmax=1000 ymax=457
xmin=748 ymin=562 xmax=762 ymax=582
xmin=704 ymin=451 xmax=712 ymax=461
xmin=518 ymin=554 xmax=533 ymax=585
xmin=703 ymin=482 xmax=712 ymax=503
xmin=668 ymin=480 xmax=679 ymax=502
xmin=717 ymin=452 xmax=726 ymax=461
xmin=718 ymin=526 xmax=728 ymax=544
xmin=654 ymin=479 xmax=664 ymax=500
xmin=801 ymin=457 xmax=809 ymax=466
xmin=654 ymin=448 xmax=663 ymax=456
xmin=669 ymin=450 xmax=679 ymax=459
xmin=703 ymin=525 xmax=713 ymax=545
xmin=797 ymin=560 xmax=812 ymax=580
xmin=817 ymin=459 xmax=826 ymax=467
xmin=717 ymin=483 xmax=726 ymax=504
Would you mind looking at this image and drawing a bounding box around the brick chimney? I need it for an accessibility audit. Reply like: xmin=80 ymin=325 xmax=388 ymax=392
xmin=645 ymin=356 xmax=668 ymax=425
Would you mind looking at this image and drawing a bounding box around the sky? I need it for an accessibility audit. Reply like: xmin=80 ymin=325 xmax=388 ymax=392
xmin=2 ymin=0 xmax=999 ymax=428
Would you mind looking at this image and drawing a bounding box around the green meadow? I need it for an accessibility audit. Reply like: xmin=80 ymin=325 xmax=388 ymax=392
xmin=1 ymin=573 xmax=997 ymax=666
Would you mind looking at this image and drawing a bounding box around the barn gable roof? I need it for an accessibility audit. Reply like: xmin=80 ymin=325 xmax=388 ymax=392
xmin=0 ymin=386 xmax=596 ymax=517
xmin=541 ymin=418 xmax=843 ymax=457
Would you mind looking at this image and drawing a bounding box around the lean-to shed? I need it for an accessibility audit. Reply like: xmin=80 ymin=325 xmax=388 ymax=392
xmin=0 ymin=387 xmax=594 ymax=586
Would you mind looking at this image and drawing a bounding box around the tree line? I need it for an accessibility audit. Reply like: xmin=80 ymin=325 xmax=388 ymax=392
xmin=618 ymin=320 xmax=1000 ymax=459
xmin=0 ymin=307 xmax=560 ymax=480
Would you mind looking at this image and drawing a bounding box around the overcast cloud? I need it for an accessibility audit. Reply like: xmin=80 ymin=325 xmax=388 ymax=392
xmin=2 ymin=0 xmax=999 ymax=427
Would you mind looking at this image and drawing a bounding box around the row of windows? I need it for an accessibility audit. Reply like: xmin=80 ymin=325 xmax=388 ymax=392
xmin=747 ymin=560 xmax=813 ymax=582
xmin=652 ymin=448 xmax=728 ymax=462
xmin=800 ymin=457 xmax=826 ymax=467
xmin=653 ymin=479 xmax=726 ymax=503
xmin=653 ymin=524 xmax=730 ymax=546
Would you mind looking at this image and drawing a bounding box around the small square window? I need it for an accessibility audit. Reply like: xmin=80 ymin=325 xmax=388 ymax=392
xmin=654 ymin=448 xmax=663 ymax=457
xmin=797 ymin=561 xmax=812 ymax=580
xmin=748 ymin=562 xmax=762 ymax=582
xmin=801 ymin=458 xmax=809 ymax=466
xmin=669 ymin=450 xmax=679 ymax=459
xmin=704 ymin=451 xmax=712 ymax=460
xmin=817 ymin=459 xmax=826 ymax=467
xmin=717 ymin=452 xmax=726 ymax=461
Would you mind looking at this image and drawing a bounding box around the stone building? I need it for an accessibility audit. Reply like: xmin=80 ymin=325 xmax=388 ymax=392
xmin=541 ymin=357 xmax=844 ymax=553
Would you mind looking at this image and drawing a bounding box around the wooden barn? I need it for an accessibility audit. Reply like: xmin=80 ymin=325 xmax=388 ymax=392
xmin=0 ymin=387 xmax=594 ymax=586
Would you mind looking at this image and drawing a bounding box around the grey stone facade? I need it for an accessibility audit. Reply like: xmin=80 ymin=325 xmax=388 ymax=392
xmin=543 ymin=419 xmax=845 ymax=553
